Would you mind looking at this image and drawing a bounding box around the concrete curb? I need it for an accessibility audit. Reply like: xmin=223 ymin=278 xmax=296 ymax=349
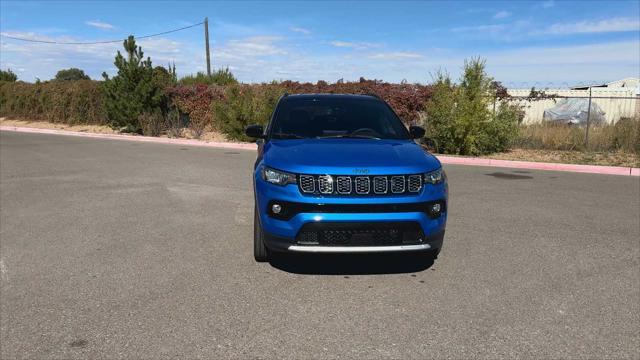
xmin=0 ymin=125 xmax=257 ymax=150
xmin=436 ymin=155 xmax=639 ymax=177
xmin=2 ymin=125 xmax=638 ymax=176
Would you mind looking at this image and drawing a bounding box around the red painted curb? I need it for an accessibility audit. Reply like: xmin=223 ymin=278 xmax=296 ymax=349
xmin=2 ymin=125 xmax=638 ymax=177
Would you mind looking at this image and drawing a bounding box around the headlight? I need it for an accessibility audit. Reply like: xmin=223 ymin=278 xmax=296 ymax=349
xmin=261 ymin=166 xmax=296 ymax=186
xmin=424 ymin=168 xmax=445 ymax=185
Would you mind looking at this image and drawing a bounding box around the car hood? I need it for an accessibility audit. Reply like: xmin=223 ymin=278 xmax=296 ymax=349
xmin=263 ymin=138 xmax=441 ymax=175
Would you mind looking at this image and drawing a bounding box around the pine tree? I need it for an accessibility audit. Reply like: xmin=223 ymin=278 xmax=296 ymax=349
xmin=101 ymin=36 xmax=162 ymax=132
xmin=0 ymin=68 xmax=18 ymax=82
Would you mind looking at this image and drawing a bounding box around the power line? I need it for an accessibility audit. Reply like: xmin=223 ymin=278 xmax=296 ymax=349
xmin=0 ymin=22 xmax=204 ymax=45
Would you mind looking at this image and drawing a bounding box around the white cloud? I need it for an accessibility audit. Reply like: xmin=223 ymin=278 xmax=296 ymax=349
xmin=369 ymin=52 xmax=423 ymax=60
xmin=451 ymin=17 xmax=639 ymax=41
xmin=85 ymin=20 xmax=115 ymax=30
xmin=329 ymin=40 xmax=380 ymax=50
xmin=1 ymin=29 xmax=638 ymax=86
xmin=493 ymin=11 xmax=511 ymax=19
xmin=289 ymin=26 xmax=310 ymax=35
xmin=470 ymin=40 xmax=640 ymax=85
xmin=483 ymin=40 xmax=639 ymax=66
xmin=0 ymin=31 xmax=194 ymax=80
xmin=541 ymin=0 xmax=555 ymax=8
xmin=544 ymin=17 xmax=640 ymax=34
xmin=217 ymin=36 xmax=287 ymax=60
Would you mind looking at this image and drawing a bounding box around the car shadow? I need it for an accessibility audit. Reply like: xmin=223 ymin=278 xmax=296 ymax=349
xmin=268 ymin=252 xmax=435 ymax=275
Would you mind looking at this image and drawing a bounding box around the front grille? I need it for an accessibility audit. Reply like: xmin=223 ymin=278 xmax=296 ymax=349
xmin=336 ymin=176 xmax=351 ymax=194
xmin=300 ymin=175 xmax=315 ymax=193
xmin=354 ymin=177 xmax=370 ymax=194
xmin=296 ymin=222 xmax=424 ymax=246
xmin=318 ymin=175 xmax=333 ymax=194
xmin=407 ymin=175 xmax=423 ymax=192
xmin=373 ymin=176 xmax=387 ymax=194
xmin=390 ymin=176 xmax=405 ymax=193
xmin=297 ymin=174 xmax=424 ymax=196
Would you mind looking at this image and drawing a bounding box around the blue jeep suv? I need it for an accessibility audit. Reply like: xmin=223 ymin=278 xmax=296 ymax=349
xmin=246 ymin=94 xmax=448 ymax=262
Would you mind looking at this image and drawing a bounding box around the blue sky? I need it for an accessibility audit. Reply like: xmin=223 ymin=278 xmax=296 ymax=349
xmin=1 ymin=0 xmax=639 ymax=87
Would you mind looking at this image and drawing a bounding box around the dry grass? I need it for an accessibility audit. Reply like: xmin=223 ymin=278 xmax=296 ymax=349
xmin=183 ymin=128 xmax=228 ymax=142
xmin=515 ymin=119 xmax=640 ymax=154
xmin=482 ymin=148 xmax=639 ymax=168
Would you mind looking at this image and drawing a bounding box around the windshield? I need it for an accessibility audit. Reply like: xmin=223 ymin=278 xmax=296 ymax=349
xmin=269 ymin=97 xmax=410 ymax=140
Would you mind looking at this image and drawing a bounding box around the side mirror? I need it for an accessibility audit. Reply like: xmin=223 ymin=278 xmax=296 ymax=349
xmin=409 ymin=125 xmax=425 ymax=139
xmin=245 ymin=124 xmax=265 ymax=139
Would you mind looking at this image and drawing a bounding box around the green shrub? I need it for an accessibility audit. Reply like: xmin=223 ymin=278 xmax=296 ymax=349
xmin=0 ymin=80 xmax=106 ymax=124
xmin=0 ymin=69 xmax=18 ymax=82
xmin=138 ymin=110 xmax=165 ymax=136
xmin=54 ymin=68 xmax=90 ymax=81
xmin=178 ymin=67 xmax=238 ymax=86
xmin=421 ymin=72 xmax=457 ymax=153
xmin=423 ymin=58 xmax=520 ymax=155
xmin=480 ymin=101 xmax=520 ymax=153
xmin=165 ymin=107 xmax=184 ymax=138
xmin=213 ymin=83 xmax=285 ymax=141
xmin=101 ymin=36 xmax=171 ymax=132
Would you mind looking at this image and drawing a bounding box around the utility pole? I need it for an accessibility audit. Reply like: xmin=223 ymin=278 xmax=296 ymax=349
xmin=204 ymin=17 xmax=211 ymax=76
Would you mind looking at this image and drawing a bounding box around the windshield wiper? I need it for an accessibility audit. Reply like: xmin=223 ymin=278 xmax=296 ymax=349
xmin=272 ymin=132 xmax=306 ymax=139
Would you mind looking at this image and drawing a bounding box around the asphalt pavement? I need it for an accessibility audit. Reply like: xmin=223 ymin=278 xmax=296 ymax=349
xmin=1 ymin=131 xmax=639 ymax=359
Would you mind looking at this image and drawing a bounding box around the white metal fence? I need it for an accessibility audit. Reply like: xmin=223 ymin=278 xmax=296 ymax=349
xmin=507 ymin=88 xmax=639 ymax=124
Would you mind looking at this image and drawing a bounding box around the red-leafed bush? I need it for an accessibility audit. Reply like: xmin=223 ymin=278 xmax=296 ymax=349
xmin=164 ymin=79 xmax=434 ymax=140
xmin=1 ymin=78 xmax=435 ymax=139
xmin=0 ymin=80 xmax=106 ymax=124
xmin=167 ymin=84 xmax=224 ymax=136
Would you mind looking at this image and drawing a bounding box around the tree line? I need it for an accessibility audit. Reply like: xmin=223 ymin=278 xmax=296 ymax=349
xmin=1 ymin=35 xmax=525 ymax=155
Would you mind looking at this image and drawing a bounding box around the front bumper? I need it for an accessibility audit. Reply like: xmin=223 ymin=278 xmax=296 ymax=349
xmin=264 ymin=229 xmax=444 ymax=253
xmin=255 ymin=173 xmax=448 ymax=253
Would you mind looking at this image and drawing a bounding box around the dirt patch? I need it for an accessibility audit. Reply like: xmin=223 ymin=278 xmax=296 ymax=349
xmin=183 ymin=128 xmax=228 ymax=142
xmin=0 ymin=118 xmax=229 ymax=143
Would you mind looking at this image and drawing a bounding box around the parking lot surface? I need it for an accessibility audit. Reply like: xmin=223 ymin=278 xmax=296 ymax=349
xmin=1 ymin=131 xmax=638 ymax=359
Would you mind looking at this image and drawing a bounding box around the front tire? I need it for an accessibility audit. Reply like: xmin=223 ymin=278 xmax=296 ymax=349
xmin=254 ymin=205 xmax=269 ymax=262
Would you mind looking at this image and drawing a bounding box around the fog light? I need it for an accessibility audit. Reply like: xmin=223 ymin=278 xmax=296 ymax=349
xmin=272 ymin=204 xmax=282 ymax=214
xmin=432 ymin=203 xmax=441 ymax=213
xmin=428 ymin=203 xmax=442 ymax=217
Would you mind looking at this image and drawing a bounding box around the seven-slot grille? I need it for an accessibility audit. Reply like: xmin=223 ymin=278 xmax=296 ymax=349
xmin=298 ymin=174 xmax=422 ymax=196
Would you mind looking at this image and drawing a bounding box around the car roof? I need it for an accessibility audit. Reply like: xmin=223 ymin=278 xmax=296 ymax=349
xmin=282 ymin=93 xmax=380 ymax=101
